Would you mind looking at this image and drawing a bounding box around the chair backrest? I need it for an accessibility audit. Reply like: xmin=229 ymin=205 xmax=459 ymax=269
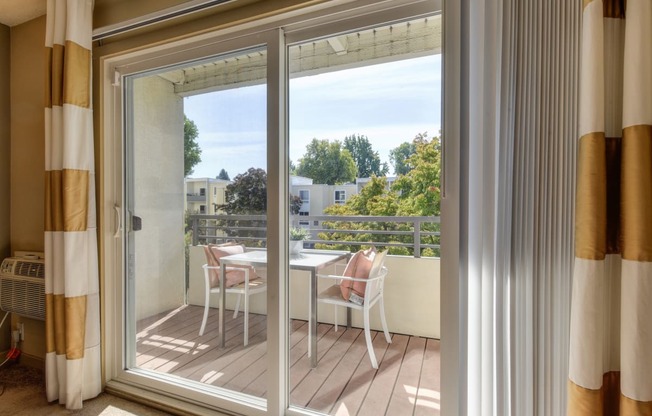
xmin=368 ymin=250 xmax=387 ymax=279
xmin=340 ymin=247 xmax=376 ymax=301
xmin=203 ymin=245 xmax=221 ymax=288
xmin=203 ymin=243 xmax=252 ymax=288
xmin=364 ymin=250 xmax=387 ymax=301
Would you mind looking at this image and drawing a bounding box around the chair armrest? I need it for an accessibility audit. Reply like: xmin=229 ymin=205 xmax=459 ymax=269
xmin=203 ymin=264 xmax=253 ymax=285
xmin=203 ymin=264 xmax=251 ymax=272
xmin=317 ymin=273 xmax=383 ymax=283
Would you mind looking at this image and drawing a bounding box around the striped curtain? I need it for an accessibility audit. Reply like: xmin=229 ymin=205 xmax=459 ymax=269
xmin=569 ymin=0 xmax=652 ymax=414
xmin=44 ymin=0 xmax=101 ymax=410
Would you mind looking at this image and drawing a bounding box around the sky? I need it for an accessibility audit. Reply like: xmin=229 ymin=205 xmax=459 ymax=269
xmin=184 ymin=54 xmax=441 ymax=180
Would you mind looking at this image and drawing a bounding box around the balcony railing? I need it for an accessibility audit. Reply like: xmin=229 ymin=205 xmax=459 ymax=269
xmin=187 ymin=193 xmax=207 ymax=202
xmin=188 ymin=214 xmax=440 ymax=258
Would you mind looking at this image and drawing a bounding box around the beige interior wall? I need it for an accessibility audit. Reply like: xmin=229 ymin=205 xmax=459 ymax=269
xmin=9 ymin=16 xmax=47 ymax=365
xmin=0 ymin=24 xmax=11 ymax=352
xmin=10 ymin=17 xmax=45 ymax=253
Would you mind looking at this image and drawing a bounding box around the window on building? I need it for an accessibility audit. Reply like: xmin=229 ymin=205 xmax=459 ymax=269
xmin=299 ymin=190 xmax=309 ymax=204
xmin=298 ymin=190 xmax=310 ymax=214
xmin=335 ymin=190 xmax=346 ymax=204
xmin=199 ymin=187 xmax=206 ymax=196
xmin=199 ymin=205 xmax=206 ymax=214
xmin=299 ymin=211 xmax=309 ymax=216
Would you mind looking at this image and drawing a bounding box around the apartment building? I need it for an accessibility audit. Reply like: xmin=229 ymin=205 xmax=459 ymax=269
xmin=185 ymin=177 xmax=231 ymax=215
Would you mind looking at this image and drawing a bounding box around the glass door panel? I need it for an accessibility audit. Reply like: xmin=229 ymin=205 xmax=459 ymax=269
xmin=287 ymin=15 xmax=442 ymax=415
xmin=124 ymin=46 xmax=269 ymax=401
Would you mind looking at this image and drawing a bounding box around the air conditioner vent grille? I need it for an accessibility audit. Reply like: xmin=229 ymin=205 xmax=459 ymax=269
xmin=14 ymin=261 xmax=45 ymax=278
xmin=0 ymin=276 xmax=46 ymax=321
xmin=0 ymin=256 xmax=46 ymax=321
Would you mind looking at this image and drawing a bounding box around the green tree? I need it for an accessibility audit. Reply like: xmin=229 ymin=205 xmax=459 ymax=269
xmin=319 ymin=176 xmax=402 ymax=252
xmin=296 ymin=139 xmax=357 ymax=185
xmin=215 ymin=167 xmax=314 ymax=245
xmin=389 ymin=132 xmax=429 ymax=176
xmin=389 ymin=141 xmax=415 ymax=175
xmin=220 ymin=168 xmax=267 ymax=214
xmin=219 ymin=168 xmax=317 ymax=215
xmin=217 ymin=168 xmax=267 ymax=246
xmin=290 ymin=195 xmax=303 ymax=215
xmin=343 ymin=176 xmax=398 ymax=216
xmin=393 ymin=134 xmax=441 ymax=216
xmin=318 ymin=134 xmax=441 ymax=256
xmin=217 ymin=168 xmax=230 ymax=180
xmin=184 ymin=116 xmax=202 ymax=177
xmin=343 ymin=134 xmax=389 ymax=178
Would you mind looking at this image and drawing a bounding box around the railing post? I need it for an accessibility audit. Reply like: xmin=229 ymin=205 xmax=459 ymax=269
xmin=414 ymin=219 xmax=421 ymax=258
xmin=192 ymin=216 xmax=199 ymax=246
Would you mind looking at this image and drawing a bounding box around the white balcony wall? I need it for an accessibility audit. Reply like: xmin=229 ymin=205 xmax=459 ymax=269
xmin=187 ymin=245 xmax=440 ymax=338
xmin=133 ymin=75 xmax=185 ymax=320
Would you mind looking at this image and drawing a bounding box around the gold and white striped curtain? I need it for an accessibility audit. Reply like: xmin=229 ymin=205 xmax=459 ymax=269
xmin=569 ymin=0 xmax=652 ymax=414
xmin=44 ymin=0 xmax=101 ymax=410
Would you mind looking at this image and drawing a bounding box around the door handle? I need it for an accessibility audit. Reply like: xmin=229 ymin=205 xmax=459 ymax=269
xmin=113 ymin=205 xmax=122 ymax=238
xmin=132 ymin=215 xmax=143 ymax=231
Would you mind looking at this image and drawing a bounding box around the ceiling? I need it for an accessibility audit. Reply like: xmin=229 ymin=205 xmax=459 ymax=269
xmin=0 ymin=0 xmax=46 ymax=27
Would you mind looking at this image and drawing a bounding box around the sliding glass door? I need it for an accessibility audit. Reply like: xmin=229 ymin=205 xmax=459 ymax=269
xmin=104 ymin=2 xmax=443 ymax=415
xmin=286 ymin=15 xmax=442 ymax=415
xmin=122 ymin=44 xmax=270 ymax=408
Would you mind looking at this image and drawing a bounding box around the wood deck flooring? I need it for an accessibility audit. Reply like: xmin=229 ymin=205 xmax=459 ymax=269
xmin=136 ymin=305 xmax=440 ymax=415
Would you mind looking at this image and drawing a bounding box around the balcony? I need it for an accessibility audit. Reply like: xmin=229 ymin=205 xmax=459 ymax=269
xmin=136 ymin=214 xmax=441 ymax=414
xmin=137 ymin=306 xmax=441 ymax=414
xmin=187 ymin=193 xmax=207 ymax=202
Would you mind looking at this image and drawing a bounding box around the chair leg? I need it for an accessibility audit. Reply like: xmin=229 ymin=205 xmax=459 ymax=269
xmin=363 ymin=306 xmax=378 ymax=369
xmin=334 ymin=306 xmax=338 ymax=332
xmin=243 ymin=292 xmax=249 ymax=346
xmin=200 ymin=290 xmax=211 ymax=336
xmin=379 ymin=297 xmax=392 ymax=344
xmin=307 ymin=293 xmax=311 ymax=357
xmin=233 ymin=294 xmax=242 ymax=319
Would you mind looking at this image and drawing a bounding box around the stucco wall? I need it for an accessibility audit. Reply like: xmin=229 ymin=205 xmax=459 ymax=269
xmin=187 ymin=246 xmax=441 ymax=339
xmin=132 ymin=75 xmax=185 ymax=320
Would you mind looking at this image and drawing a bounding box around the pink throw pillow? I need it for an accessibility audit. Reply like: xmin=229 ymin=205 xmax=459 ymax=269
xmin=208 ymin=244 xmax=256 ymax=288
xmin=339 ymin=247 xmax=376 ymax=301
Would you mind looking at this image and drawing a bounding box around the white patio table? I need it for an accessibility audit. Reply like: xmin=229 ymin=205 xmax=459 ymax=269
xmin=218 ymin=249 xmax=349 ymax=367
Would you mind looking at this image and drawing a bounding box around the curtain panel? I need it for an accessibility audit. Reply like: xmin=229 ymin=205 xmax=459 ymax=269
xmin=569 ymin=0 xmax=652 ymax=414
xmin=44 ymin=0 xmax=101 ymax=410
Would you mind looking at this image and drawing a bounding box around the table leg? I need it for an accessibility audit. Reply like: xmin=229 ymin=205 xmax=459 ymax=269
xmin=307 ymin=285 xmax=311 ymax=358
xmin=310 ymin=269 xmax=317 ymax=368
xmin=220 ymin=263 xmax=226 ymax=348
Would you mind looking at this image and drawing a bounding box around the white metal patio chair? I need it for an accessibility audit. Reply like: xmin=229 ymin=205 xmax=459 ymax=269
xmin=200 ymin=244 xmax=266 ymax=346
xmin=317 ymin=250 xmax=390 ymax=368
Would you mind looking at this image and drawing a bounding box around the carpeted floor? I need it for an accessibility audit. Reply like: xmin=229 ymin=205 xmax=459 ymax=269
xmin=0 ymin=364 xmax=172 ymax=416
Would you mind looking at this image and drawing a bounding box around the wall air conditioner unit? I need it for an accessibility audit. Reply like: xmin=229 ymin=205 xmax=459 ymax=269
xmin=0 ymin=254 xmax=45 ymax=321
